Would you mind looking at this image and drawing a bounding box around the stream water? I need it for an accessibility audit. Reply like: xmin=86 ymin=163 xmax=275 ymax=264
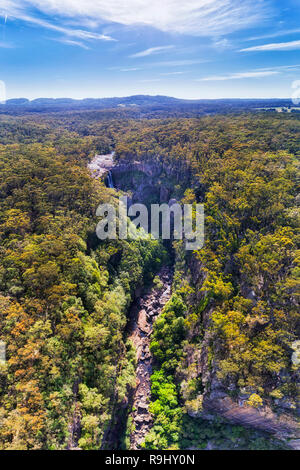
xmin=106 ymin=171 xmax=114 ymax=188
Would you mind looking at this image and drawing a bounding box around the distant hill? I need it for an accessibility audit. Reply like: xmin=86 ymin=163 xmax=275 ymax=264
xmin=4 ymin=95 xmax=182 ymax=108
xmin=1 ymin=95 xmax=299 ymax=117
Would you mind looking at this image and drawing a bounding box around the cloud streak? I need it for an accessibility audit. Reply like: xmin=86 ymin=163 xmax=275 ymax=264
xmin=52 ymin=38 xmax=91 ymax=49
xmin=0 ymin=41 xmax=14 ymax=48
xmin=2 ymin=0 xmax=270 ymax=37
xmin=160 ymin=71 xmax=186 ymax=75
xmin=19 ymin=14 xmax=114 ymax=41
xmin=247 ymin=28 xmax=300 ymax=42
xmin=130 ymin=45 xmax=175 ymax=58
xmin=120 ymin=67 xmax=142 ymax=72
xmin=241 ymin=39 xmax=300 ymax=52
xmin=198 ymin=70 xmax=280 ymax=81
xmin=151 ymin=59 xmax=207 ymax=67
xmin=1 ymin=0 xmax=115 ymax=43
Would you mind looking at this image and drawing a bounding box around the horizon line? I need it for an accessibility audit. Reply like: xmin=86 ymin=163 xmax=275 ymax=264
xmin=1 ymin=94 xmax=295 ymax=102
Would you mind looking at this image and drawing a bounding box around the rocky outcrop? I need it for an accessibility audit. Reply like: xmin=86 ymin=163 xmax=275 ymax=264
xmin=128 ymin=267 xmax=173 ymax=450
xmin=89 ymin=153 xmax=192 ymax=205
xmin=89 ymin=153 xmax=191 ymax=204
xmin=202 ymin=392 xmax=300 ymax=440
xmin=111 ymin=159 xmax=191 ymax=204
xmin=88 ymin=153 xmax=115 ymax=178
xmin=67 ymin=380 xmax=81 ymax=450
xmin=198 ymin=322 xmax=300 ymax=447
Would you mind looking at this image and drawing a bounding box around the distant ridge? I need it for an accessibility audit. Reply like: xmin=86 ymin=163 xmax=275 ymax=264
xmin=2 ymin=95 xmax=293 ymax=106
xmin=0 ymin=95 xmax=298 ymax=117
xmin=4 ymin=95 xmax=182 ymax=107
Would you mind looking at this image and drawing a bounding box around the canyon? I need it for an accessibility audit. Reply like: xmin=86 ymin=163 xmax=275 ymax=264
xmin=89 ymin=152 xmax=300 ymax=450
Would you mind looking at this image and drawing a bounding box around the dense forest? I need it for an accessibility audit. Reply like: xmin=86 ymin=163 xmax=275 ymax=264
xmin=0 ymin=108 xmax=299 ymax=450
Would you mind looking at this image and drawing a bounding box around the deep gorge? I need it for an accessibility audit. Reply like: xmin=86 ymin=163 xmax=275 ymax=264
xmin=89 ymin=150 xmax=299 ymax=450
xmin=0 ymin=111 xmax=298 ymax=451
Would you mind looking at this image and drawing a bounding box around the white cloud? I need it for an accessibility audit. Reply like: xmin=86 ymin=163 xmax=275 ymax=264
xmin=241 ymin=40 xmax=300 ymax=52
xmin=0 ymin=41 xmax=14 ymax=48
xmin=247 ymin=28 xmax=300 ymax=41
xmin=152 ymin=59 xmax=207 ymax=67
xmin=139 ymin=79 xmax=162 ymax=82
xmin=36 ymin=17 xmax=114 ymax=41
xmin=1 ymin=0 xmax=115 ymax=41
xmin=2 ymin=0 xmax=270 ymax=37
xmin=52 ymin=38 xmax=90 ymax=49
xmin=161 ymin=71 xmax=186 ymax=75
xmin=213 ymin=38 xmax=231 ymax=49
xmin=259 ymin=64 xmax=300 ymax=71
xmin=130 ymin=46 xmax=175 ymax=58
xmin=120 ymin=67 xmax=141 ymax=72
xmin=199 ymin=70 xmax=280 ymax=81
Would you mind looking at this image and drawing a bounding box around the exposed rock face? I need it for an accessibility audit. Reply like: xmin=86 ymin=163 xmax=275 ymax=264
xmin=67 ymin=380 xmax=81 ymax=450
xmin=127 ymin=267 xmax=173 ymax=450
xmin=89 ymin=154 xmax=191 ymax=205
xmin=111 ymin=159 xmax=191 ymax=205
xmin=88 ymin=153 xmax=115 ymax=178
xmin=182 ymin=331 xmax=300 ymax=448
xmin=292 ymin=340 xmax=300 ymax=367
xmin=197 ymin=321 xmax=300 ymax=447
xmin=203 ymin=394 xmax=300 ymax=441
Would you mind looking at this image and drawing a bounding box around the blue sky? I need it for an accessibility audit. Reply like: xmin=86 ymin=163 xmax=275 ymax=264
xmin=1 ymin=0 xmax=300 ymax=99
